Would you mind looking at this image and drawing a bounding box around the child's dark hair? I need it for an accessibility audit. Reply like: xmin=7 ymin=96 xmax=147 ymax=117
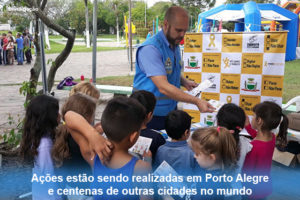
xmin=101 ymin=97 xmax=146 ymax=142
xmin=217 ymin=103 xmax=246 ymax=147
xmin=191 ymin=127 xmax=238 ymax=170
xmin=19 ymin=95 xmax=59 ymax=162
xmin=130 ymin=90 xmax=156 ymax=114
xmin=253 ymin=101 xmax=288 ymax=148
xmin=165 ymin=110 xmax=192 ymax=140
xmin=52 ymin=93 xmax=97 ymax=167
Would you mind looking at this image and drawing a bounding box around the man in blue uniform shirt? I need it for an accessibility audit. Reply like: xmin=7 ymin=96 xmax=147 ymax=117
xmin=133 ymin=6 xmax=214 ymax=130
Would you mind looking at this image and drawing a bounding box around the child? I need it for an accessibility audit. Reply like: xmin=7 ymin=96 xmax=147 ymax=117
xmin=154 ymin=110 xmax=197 ymax=175
xmin=69 ymin=81 xmax=100 ymax=99
xmin=242 ymin=101 xmax=288 ymax=199
xmin=130 ymin=90 xmax=166 ymax=160
xmin=189 ymin=127 xmax=238 ymax=200
xmin=16 ymin=32 xmax=24 ymax=65
xmin=67 ymin=97 xmax=152 ymax=200
xmin=52 ymin=93 xmax=97 ymax=192
xmin=19 ymin=94 xmax=62 ymax=200
xmin=216 ymin=103 xmax=252 ymax=174
xmin=6 ymin=36 xmax=14 ymax=65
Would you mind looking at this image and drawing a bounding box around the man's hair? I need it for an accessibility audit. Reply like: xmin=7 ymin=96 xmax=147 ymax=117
xmin=130 ymin=90 xmax=156 ymax=115
xmin=165 ymin=110 xmax=191 ymax=140
xmin=8 ymin=31 xmax=12 ymax=34
xmin=101 ymin=97 xmax=146 ymax=142
xmin=164 ymin=6 xmax=188 ymax=23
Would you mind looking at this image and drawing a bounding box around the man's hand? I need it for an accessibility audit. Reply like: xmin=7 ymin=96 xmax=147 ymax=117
xmin=181 ymin=78 xmax=198 ymax=91
xmin=94 ymin=122 xmax=104 ymax=134
xmin=196 ymin=99 xmax=215 ymax=113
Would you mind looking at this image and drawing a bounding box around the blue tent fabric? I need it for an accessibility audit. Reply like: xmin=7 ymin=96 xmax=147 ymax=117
xmin=197 ymin=1 xmax=299 ymax=61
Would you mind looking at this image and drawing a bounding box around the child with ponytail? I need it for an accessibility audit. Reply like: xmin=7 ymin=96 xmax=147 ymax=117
xmin=242 ymin=101 xmax=289 ymax=199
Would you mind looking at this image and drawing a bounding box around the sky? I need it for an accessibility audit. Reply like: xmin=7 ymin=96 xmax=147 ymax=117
xmin=146 ymin=0 xmax=226 ymax=8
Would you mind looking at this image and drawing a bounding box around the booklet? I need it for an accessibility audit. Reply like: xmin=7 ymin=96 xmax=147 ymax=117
xmin=208 ymin=99 xmax=225 ymax=112
xmin=129 ymin=136 xmax=152 ymax=156
xmin=190 ymin=79 xmax=213 ymax=97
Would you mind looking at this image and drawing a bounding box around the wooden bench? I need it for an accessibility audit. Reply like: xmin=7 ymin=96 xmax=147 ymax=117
xmin=62 ymin=85 xmax=133 ymax=96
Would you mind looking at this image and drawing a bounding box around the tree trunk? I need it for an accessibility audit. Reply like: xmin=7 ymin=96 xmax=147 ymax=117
xmin=47 ymin=30 xmax=76 ymax=91
xmin=26 ymin=16 xmax=41 ymax=102
xmin=116 ymin=14 xmax=120 ymax=44
xmin=85 ymin=0 xmax=90 ymax=48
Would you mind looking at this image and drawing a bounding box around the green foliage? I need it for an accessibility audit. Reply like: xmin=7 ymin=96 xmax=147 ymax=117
xmin=175 ymin=0 xmax=216 ymax=18
xmin=225 ymin=0 xmax=274 ymax=3
xmin=19 ymin=81 xmax=37 ymax=108
xmin=3 ymin=114 xmax=23 ymax=147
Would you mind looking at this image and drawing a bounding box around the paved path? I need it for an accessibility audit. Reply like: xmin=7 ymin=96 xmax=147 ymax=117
xmin=0 ymin=49 xmax=135 ymax=134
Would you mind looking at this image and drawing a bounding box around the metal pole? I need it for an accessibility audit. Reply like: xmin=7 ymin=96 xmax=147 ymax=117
xmin=129 ymin=0 xmax=133 ymax=71
xmin=92 ymin=0 xmax=97 ymax=84
xmin=39 ymin=20 xmax=48 ymax=94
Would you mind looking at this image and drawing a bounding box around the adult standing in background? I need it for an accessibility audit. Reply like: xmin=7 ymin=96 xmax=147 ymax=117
xmin=16 ymin=33 xmax=24 ymax=65
xmin=2 ymin=33 xmax=8 ymax=65
xmin=0 ymin=35 xmax=3 ymax=65
xmin=133 ymin=6 xmax=214 ymax=130
xmin=23 ymin=32 xmax=31 ymax=64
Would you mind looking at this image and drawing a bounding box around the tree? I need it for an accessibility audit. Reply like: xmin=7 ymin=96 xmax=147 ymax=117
xmin=84 ymin=0 xmax=90 ymax=47
xmin=174 ymin=0 xmax=216 ymax=18
xmin=7 ymin=0 xmax=76 ymax=101
xmin=226 ymin=0 xmax=273 ymax=3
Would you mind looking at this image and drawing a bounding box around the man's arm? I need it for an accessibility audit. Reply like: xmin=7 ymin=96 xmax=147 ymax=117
xmin=151 ymin=76 xmax=214 ymax=112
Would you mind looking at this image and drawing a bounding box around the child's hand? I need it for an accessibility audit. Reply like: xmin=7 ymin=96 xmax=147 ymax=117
xmin=89 ymin=133 xmax=114 ymax=165
xmin=142 ymin=150 xmax=152 ymax=163
xmin=245 ymin=115 xmax=250 ymax=127
xmin=94 ymin=122 xmax=104 ymax=134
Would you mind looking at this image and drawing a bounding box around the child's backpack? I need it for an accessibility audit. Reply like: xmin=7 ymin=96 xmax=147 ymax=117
xmin=57 ymin=76 xmax=77 ymax=89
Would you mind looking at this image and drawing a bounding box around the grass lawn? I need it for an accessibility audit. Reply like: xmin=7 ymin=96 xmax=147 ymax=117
xmin=45 ymin=40 xmax=125 ymax=54
xmin=283 ymin=59 xmax=300 ymax=103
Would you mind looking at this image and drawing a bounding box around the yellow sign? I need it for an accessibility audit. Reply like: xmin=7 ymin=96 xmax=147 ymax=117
xmin=261 ymin=75 xmax=284 ymax=97
xmin=242 ymin=53 xmax=263 ymax=74
xmin=184 ymin=34 xmax=202 ymax=52
xmin=209 ymin=34 xmax=215 ymax=47
xmin=202 ymin=53 xmax=221 ymax=73
xmin=184 ymin=109 xmax=200 ymax=123
xmin=264 ymin=33 xmax=287 ymax=53
xmin=220 ymin=74 xmax=241 ymax=94
xmin=201 ymin=92 xmax=220 ymax=101
xmin=222 ymin=33 xmax=242 ymax=52
xmin=239 ymin=95 xmax=261 ymax=115
xmin=183 ymin=72 xmax=202 ymax=84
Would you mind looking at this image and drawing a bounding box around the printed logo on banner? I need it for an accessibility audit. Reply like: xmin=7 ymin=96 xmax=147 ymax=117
xmin=221 ymin=53 xmax=242 ymax=74
xmin=220 ymin=94 xmax=240 ymax=105
xmin=222 ymin=33 xmax=242 ymax=52
xmin=201 ymin=92 xmax=220 ymax=101
xmin=200 ymin=113 xmax=217 ymax=126
xmin=183 ymin=72 xmax=202 ymax=84
xmin=262 ymin=53 xmax=285 ymax=75
xmin=264 ymin=33 xmax=287 ymax=53
xmin=202 ymin=53 xmax=221 ymax=73
xmin=183 ymin=109 xmax=200 ymax=123
xmin=242 ymin=33 xmax=264 ymax=53
xmin=183 ymin=53 xmax=202 ymax=72
xmin=261 ymin=75 xmax=284 ymax=97
xmin=184 ymin=34 xmax=202 ymax=52
xmin=203 ymin=33 xmax=222 ymax=52
xmin=240 ymin=74 xmax=262 ymax=96
xmin=201 ymin=73 xmax=221 ymax=93
xmin=242 ymin=53 xmax=263 ymax=74
xmin=240 ymin=95 xmax=261 ymax=115
xmin=220 ymin=74 xmax=241 ymax=94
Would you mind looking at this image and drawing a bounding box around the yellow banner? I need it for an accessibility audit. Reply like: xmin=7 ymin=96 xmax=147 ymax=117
xmin=201 ymin=92 xmax=220 ymax=101
xmin=202 ymin=53 xmax=221 ymax=73
xmin=261 ymin=75 xmax=284 ymax=97
xmin=184 ymin=34 xmax=202 ymax=52
xmin=239 ymin=95 xmax=261 ymax=115
xmin=222 ymin=33 xmax=242 ymax=52
xmin=184 ymin=109 xmax=200 ymax=123
xmin=220 ymin=74 xmax=241 ymax=94
xmin=264 ymin=32 xmax=287 ymax=53
xmin=242 ymin=53 xmax=263 ymax=74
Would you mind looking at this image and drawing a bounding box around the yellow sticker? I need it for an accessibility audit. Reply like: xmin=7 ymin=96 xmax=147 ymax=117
xmin=201 ymin=92 xmax=220 ymax=101
xmin=222 ymin=33 xmax=242 ymax=52
xmin=184 ymin=109 xmax=200 ymax=123
xmin=264 ymin=32 xmax=287 ymax=53
xmin=261 ymin=75 xmax=284 ymax=97
xmin=183 ymin=72 xmax=202 ymax=84
xmin=220 ymin=74 xmax=241 ymax=94
xmin=184 ymin=34 xmax=202 ymax=52
xmin=242 ymin=53 xmax=263 ymax=74
xmin=202 ymin=53 xmax=221 ymax=73
xmin=239 ymin=95 xmax=261 ymax=115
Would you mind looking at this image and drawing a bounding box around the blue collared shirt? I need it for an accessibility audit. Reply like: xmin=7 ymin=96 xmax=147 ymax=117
xmin=137 ymin=31 xmax=180 ymax=78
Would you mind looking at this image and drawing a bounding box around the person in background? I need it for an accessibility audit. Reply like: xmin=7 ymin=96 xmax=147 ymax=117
xmin=6 ymin=36 xmax=15 ymax=65
xmin=16 ymin=33 xmax=24 ymax=65
xmin=0 ymin=34 xmax=3 ymax=65
xmin=2 ymin=33 xmax=8 ymax=65
xmin=23 ymin=32 xmax=31 ymax=64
